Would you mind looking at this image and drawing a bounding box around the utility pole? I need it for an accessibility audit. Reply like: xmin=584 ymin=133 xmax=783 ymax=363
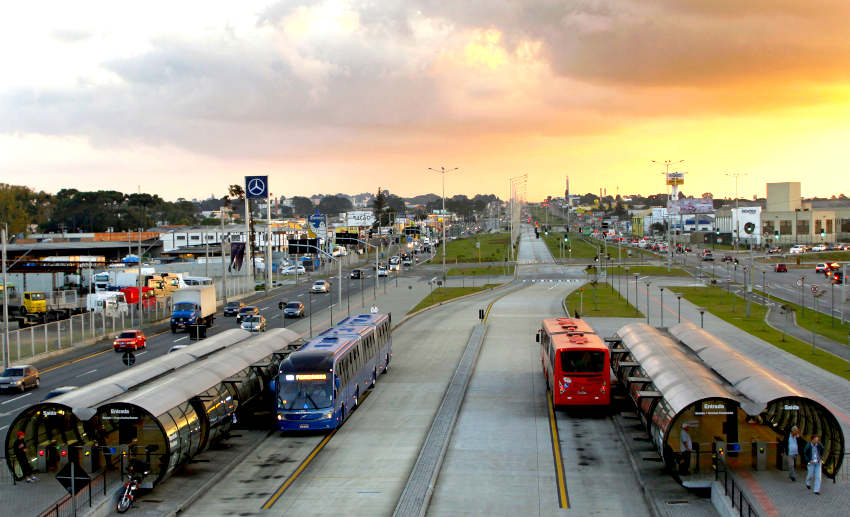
xmin=428 ymin=166 xmax=459 ymax=281
xmin=2 ymin=225 xmax=8 ymax=369
xmin=726 ymin=172 xmax=748 ymax=254
xmin=221 ymin=207 xmax=229 ymax=304
xmin=137 ymin=229 xmax=143 ymax=324
xmin=266 ymin=194 xmax=272 ymax=294
xmin=652 ymin=160 xmax=684 ymax=272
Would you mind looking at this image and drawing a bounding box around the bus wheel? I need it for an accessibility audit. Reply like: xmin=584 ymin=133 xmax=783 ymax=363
xmin=382 ymin=355 xmax=390 ymax=374
xmin=354 ymin=389 xmax=359 ymax=408
xmin=370 ymin=370 xmax=376 ymax=389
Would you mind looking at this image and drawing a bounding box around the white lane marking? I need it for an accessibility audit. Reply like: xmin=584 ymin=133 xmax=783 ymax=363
xmin=136 ymin=351 xmax=148 ymax=356
xmin=2 ymin=393 xmax=31 ymax=405
xmin=0 ymin=425 xmax=7 ymax=431
xmin=80 ymin=369 xmax=98 ymax=376
xmin=174 ymin=336 xmax=188 ymax=342
xmin=297 ymin=294 xmax=304 ymax=297
xmin=270 ymin=314 xmax=281 ymax=320
xmin=260 ymin=307 xmax=269 ymax=311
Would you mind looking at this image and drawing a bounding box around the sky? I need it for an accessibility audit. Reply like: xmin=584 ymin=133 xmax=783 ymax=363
xmin=2 ymin=0 xmax=850 ymax=202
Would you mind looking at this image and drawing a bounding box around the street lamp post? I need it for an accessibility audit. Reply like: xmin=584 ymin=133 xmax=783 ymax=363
xmin=677 ymin=295 xmax=682 ymax=323
xmin=698 ymin=307 xmax=706 ymax=328
xmin=652 ymin=159 xmax=684 ymax=273
xmin=645 ymin=281 xmax=651 ymax=324
xmin=633 ymin=273 xmax=639 ymax=314
xmin=428 ymin=166 xmax=459 ymax=281
xmin=659 ymin=287 xmax=664 ymax=327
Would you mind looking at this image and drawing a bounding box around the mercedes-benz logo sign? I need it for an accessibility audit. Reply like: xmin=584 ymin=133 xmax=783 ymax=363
xmin=247 ymin=178 xmax=266 ymax=197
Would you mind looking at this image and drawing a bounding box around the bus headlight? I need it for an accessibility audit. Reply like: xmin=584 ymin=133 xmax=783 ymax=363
xmin=277 ymin=414 xmax=283 ymax=421
xmin=323 ymin=411 xmax=334 ymax=419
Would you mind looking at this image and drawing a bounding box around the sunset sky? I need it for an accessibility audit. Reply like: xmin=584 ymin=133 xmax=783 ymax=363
xmin=2 ymin=1 xmax=850 ymax=202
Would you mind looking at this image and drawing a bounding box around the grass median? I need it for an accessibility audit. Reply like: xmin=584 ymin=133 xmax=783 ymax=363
xmin=408 ymin=284 xmax=502 ymax=314
xmin=447 ymin=265 xmax=515 ymax=276
xmin=753 ymin=289 xmax=850 ymax=346
xmin=672 ymin=285 xmax=850 ymax=381
xmin=564 ymin=281 xmax=644 ymax=318
xmin=606 ymin=265 xmax=690 ymax=277
xmin=443 ymin=233 xmax=511 ymax=263
xmin=541 ymin=233 xmax=600 ymax=259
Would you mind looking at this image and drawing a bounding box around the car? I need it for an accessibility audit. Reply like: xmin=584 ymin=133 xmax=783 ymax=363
xmin=811 ymin=244 xmax=827 ymax=252
xmin=0 ymin=365 xmax=39 ymax=392
xmin=311 ymin=280 xmax=331 ymax=293
xmin=168 ymin=345 xmax=188 ymax=354
xmin=768 ymin=247 xmax=782 ymax=254
xmin=815 ymin=263 xmax=829 ymax=273
xmin=377 ymin=266 xmax=388 ymax=277
xmin=223 ymin=301 xmax=244 ymax=316
xmin=281 ymin=265 xmax=306 ymax=275
xmin=236 ymin=306 xmax=259 ymax=323
xmin=702 ymin=252 xmax=714 ymax=261
xmin=350 ymin=269 xmax=363 ymax=279
xmin=831 ymin=271 xmax=844 ymax=285
xmin=283 ymin=301 xmax=305 ymax=318
xmin=113 ymin=330 xmax=146 ymax=351
xmin=789 ymin=246 xmax=805 ymax=254
xmin=389 ymin=262 xmax=400 ymax=271
xmin=774 ymin=263 xmax=788 ymax=273
xmin=44 ymin=386 xmax=77 ymax=400
xmin=721 ymin=255 xmax=734 ymax=263
xmin=241 ymin=315 xmax=267 ymax=332
xmin=402 ymin=258 xmax=412 ymax=266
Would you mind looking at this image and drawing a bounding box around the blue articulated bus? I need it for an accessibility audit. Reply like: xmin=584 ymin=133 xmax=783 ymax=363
xmin=275 ymin=313 xmax=392 ymax=431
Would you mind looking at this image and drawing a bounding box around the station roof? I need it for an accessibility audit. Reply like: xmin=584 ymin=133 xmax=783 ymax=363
xmin=107 ymin=328 xmax=299 ymax=417
xmin=668 ymin=322 xmax=828 ymax=414
xmin=617 ymin=322 xmax=742 ymax=414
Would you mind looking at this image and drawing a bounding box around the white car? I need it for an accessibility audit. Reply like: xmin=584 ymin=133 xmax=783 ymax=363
xmin=311 ymin=280 xmax=331 ymax=293
xmin=811 ymin=245 xmax=827 ymax=252
xmin=789 ymin=246 xmax=805 ymax=254
xmin=389 ymin=263 xmax=400 ymax=271
xmin=377 ymin=266 xmax=388 ymax=277
xmin=281 ymin=265 xmax=306 ymax=275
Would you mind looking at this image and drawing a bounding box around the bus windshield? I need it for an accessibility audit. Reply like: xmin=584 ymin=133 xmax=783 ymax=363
xmin=561 ymin=350 xmax=605 ymax=373
xmin=278 ymin=376 xmax=333 ymax=410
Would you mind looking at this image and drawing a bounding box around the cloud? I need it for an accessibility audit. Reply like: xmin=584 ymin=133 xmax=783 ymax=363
xmin=50 ymin=28 xmax=93 ymax=44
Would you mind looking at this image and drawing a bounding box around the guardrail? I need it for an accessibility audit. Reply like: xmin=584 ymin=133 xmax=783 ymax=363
xmin=37 ymin=460 xmax=125 ymax=517
xmin=715 ymin=467 xmax=761 ymax=517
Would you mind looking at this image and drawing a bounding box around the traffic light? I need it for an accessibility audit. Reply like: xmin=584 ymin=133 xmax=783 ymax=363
xmin=564 ymin=235 xmax=569 ymax=242
xmin=821 ymin=229 xmax=826 ymax=238
xmin=774 ymin=230 xmax=780 ymax=238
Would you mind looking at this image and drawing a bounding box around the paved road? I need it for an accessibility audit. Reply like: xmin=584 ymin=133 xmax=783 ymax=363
xmin=0 ymin=255 xmax=435 ymax=434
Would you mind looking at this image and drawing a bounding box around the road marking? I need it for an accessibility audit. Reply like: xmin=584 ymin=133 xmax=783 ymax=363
xmin=80 ymin=369 xmax=98 ymax=376
xmin=262 ymin=392 xmax=374 ymax=509
xmin=0 ymin=425 xmax=7 ymax=431
xmin=2 ymin=393 xmax=31 ymax=405
xmin=136 ymin=351 xmax=148 ymax=356
xmin=547 ymin=391 xmax=569 ymax=509
xmin=297 ymin=294 xmax=304 ymax=298
xmin=174 ymin=336 xmax=188 ymax=342
xmin=260 ymin=307 xmax=269 ymax=311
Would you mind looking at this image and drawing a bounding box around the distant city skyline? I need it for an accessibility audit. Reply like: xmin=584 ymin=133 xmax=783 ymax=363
xmin=3 ymin=2 xmax=850 ymax=202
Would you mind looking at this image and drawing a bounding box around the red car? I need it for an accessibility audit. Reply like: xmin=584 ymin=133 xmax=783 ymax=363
xmin=113 ymin=330 xmax=147 ymax=352
xmin=774 ymin=263 xmax=788 ymax=273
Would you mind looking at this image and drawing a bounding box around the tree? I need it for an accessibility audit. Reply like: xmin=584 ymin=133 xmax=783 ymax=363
xmin=291 ymin=196 xmax=314 ymax=217
xmin=372 ymin=188 xmax=390 ymax=226
xmin=0 ymin=184 xmax=29 ymax=234
xmin=318 ymin=195 xmax=353 ymax=216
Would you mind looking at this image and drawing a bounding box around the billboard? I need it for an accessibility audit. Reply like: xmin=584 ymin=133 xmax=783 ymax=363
xmin=668 ymin=197 xmax=713 ymax=214
xmin=346 ymin=210 xmax=376 ymax=227
xmin=665 ymin=172 xmax=685 ymax=186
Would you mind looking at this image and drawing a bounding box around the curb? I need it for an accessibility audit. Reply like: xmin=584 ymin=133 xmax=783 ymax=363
xmin=610 ymin=412 xmax=665 ymax=517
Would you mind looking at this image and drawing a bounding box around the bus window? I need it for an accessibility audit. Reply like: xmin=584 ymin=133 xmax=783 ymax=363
xmin=561 ymin=350 xmax=605 ymax=373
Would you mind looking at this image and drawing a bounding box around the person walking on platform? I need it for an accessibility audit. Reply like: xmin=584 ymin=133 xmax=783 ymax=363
xmin=678 ymin=423 xmax=693 ymax=475
xmin=781 ymin=426 xmax=806 ymax=481
xmin=13 ymin=431 xmax=37 ymax=483
xmin=803 ymin=434 xmax=825 ymax=494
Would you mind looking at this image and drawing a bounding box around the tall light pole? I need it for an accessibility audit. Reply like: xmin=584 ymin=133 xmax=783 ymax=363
xmin=509 ymin=174 xmax=527 ymax=261
xmin=428 ymin=166 xmax=459 ymax=281
xmin=652 ymin=160 xmax=684 ymax=272
xmin=726 ymin=172 xmax=748 ymax=253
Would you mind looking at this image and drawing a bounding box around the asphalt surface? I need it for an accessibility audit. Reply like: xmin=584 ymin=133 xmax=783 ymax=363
xmin=0 ymin=251 xmax=436 ymax=434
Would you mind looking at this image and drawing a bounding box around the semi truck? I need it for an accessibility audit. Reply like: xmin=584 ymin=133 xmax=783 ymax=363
xmin=170 ymin=286 xmax=216 ymax=333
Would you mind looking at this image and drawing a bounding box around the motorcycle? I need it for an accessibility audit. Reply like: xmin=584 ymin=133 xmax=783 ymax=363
xmin=116 ymin=460 xmax=150 ymax=513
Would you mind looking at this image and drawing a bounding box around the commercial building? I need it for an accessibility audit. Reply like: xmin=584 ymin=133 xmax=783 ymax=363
xmin=761 ymin=182 xmax=850 ymax=245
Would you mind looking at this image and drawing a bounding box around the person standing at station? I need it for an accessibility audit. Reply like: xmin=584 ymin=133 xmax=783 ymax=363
xmin=780 ymin=426 xmax=805 ymax=481
xmin=13 ymin=431 xmax=37 ymax=483
xmin=370 ymin=304 xmax=379 ymax=314
xmin=679 ymin=423 xmax=693 ymax=475
xmin=803 ymin=434 xmax=824 ymax=494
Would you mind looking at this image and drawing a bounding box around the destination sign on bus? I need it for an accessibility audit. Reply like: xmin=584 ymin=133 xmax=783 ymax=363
xmin=294 ymin=373 xmax=327 ymax=381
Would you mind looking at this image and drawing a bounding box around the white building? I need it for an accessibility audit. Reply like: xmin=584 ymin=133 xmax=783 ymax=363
xmin=716 ymin=207 xmax=763 ymax=245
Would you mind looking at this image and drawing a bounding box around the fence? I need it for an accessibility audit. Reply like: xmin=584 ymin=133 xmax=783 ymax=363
xmin=37 ymin=460 xmax=125 ymax=517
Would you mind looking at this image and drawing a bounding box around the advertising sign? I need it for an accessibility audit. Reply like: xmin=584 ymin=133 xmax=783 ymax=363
xmin=346 ymin=210 xmax=376 ymax=227
xmin=245 ymin=176 xmax=269 ymax=199
xmin=668 ymin=197 xmax=713 ymax=214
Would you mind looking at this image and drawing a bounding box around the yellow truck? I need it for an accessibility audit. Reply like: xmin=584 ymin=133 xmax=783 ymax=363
xmin=0 ymin=284 xmax=48 ymax=315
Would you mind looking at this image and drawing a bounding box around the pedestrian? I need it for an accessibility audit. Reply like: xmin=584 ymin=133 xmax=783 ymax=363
xmin=780 ymin=425 xmax=806 ymax=481
xmin=370 ymin=304 xmax=379 ymax=314
xmin=13 ymin=430 xmax=37 ymax=483
xmin=679 ymin=423 xmax=693 ymax=475
xmin=803 ymin=434 xmax=825 ymax=494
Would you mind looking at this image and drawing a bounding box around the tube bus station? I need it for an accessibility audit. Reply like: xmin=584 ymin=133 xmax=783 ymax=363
xmin=4 ymin=328 xmax=302 ymax=484
xmin=609 ymin=321 xmax=844 ymax=484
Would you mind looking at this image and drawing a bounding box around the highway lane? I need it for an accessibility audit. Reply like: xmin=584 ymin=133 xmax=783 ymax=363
xmin=0 ymin=254 xmax=436 ymax=432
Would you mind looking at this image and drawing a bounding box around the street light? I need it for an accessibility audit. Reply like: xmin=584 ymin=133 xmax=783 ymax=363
xmin=659 ymin=287 xmax=664 ymax=327
xmin=428 ymin=166 xmax=459 ymax=281
xmin=645 ymin=281 xmax=651 ymax=324
xmin=652 ymin=159 xmax=684 ymax=273
xmin=677 ymin=294 xmax=682 ymax=323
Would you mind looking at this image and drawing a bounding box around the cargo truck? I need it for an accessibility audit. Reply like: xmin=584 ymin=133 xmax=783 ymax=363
xmin=170 ymin=286 xmax=216 ymax=333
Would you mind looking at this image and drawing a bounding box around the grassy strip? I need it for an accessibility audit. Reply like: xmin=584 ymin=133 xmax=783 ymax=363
xmin=529 ymin=206 xmax=568 ymax=225
xmin=673 ymin=286 xmax=850 ymax=380
xmin=442 ymin=232 xmax=511 ymax=263
xmin=408 ymin=284 xmax=502 ymax=313
xmin=539 ymin=233 xmax=601 ymax=259
xmin=758 ymin=251 xmax=850 ymax=263
xmin=753 ymin=289 xmax=850 ymax=346
xmin=564 ymin=281 xmax=644 ymax=318
xmin=605 ymin=265 xmax=691 ymax=277
xmin=447 ymin=265 xmax=515 ymax=276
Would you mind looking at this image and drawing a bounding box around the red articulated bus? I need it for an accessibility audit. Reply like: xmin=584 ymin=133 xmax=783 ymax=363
xmin=536 ymin=317 xmax=611 ymax=407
